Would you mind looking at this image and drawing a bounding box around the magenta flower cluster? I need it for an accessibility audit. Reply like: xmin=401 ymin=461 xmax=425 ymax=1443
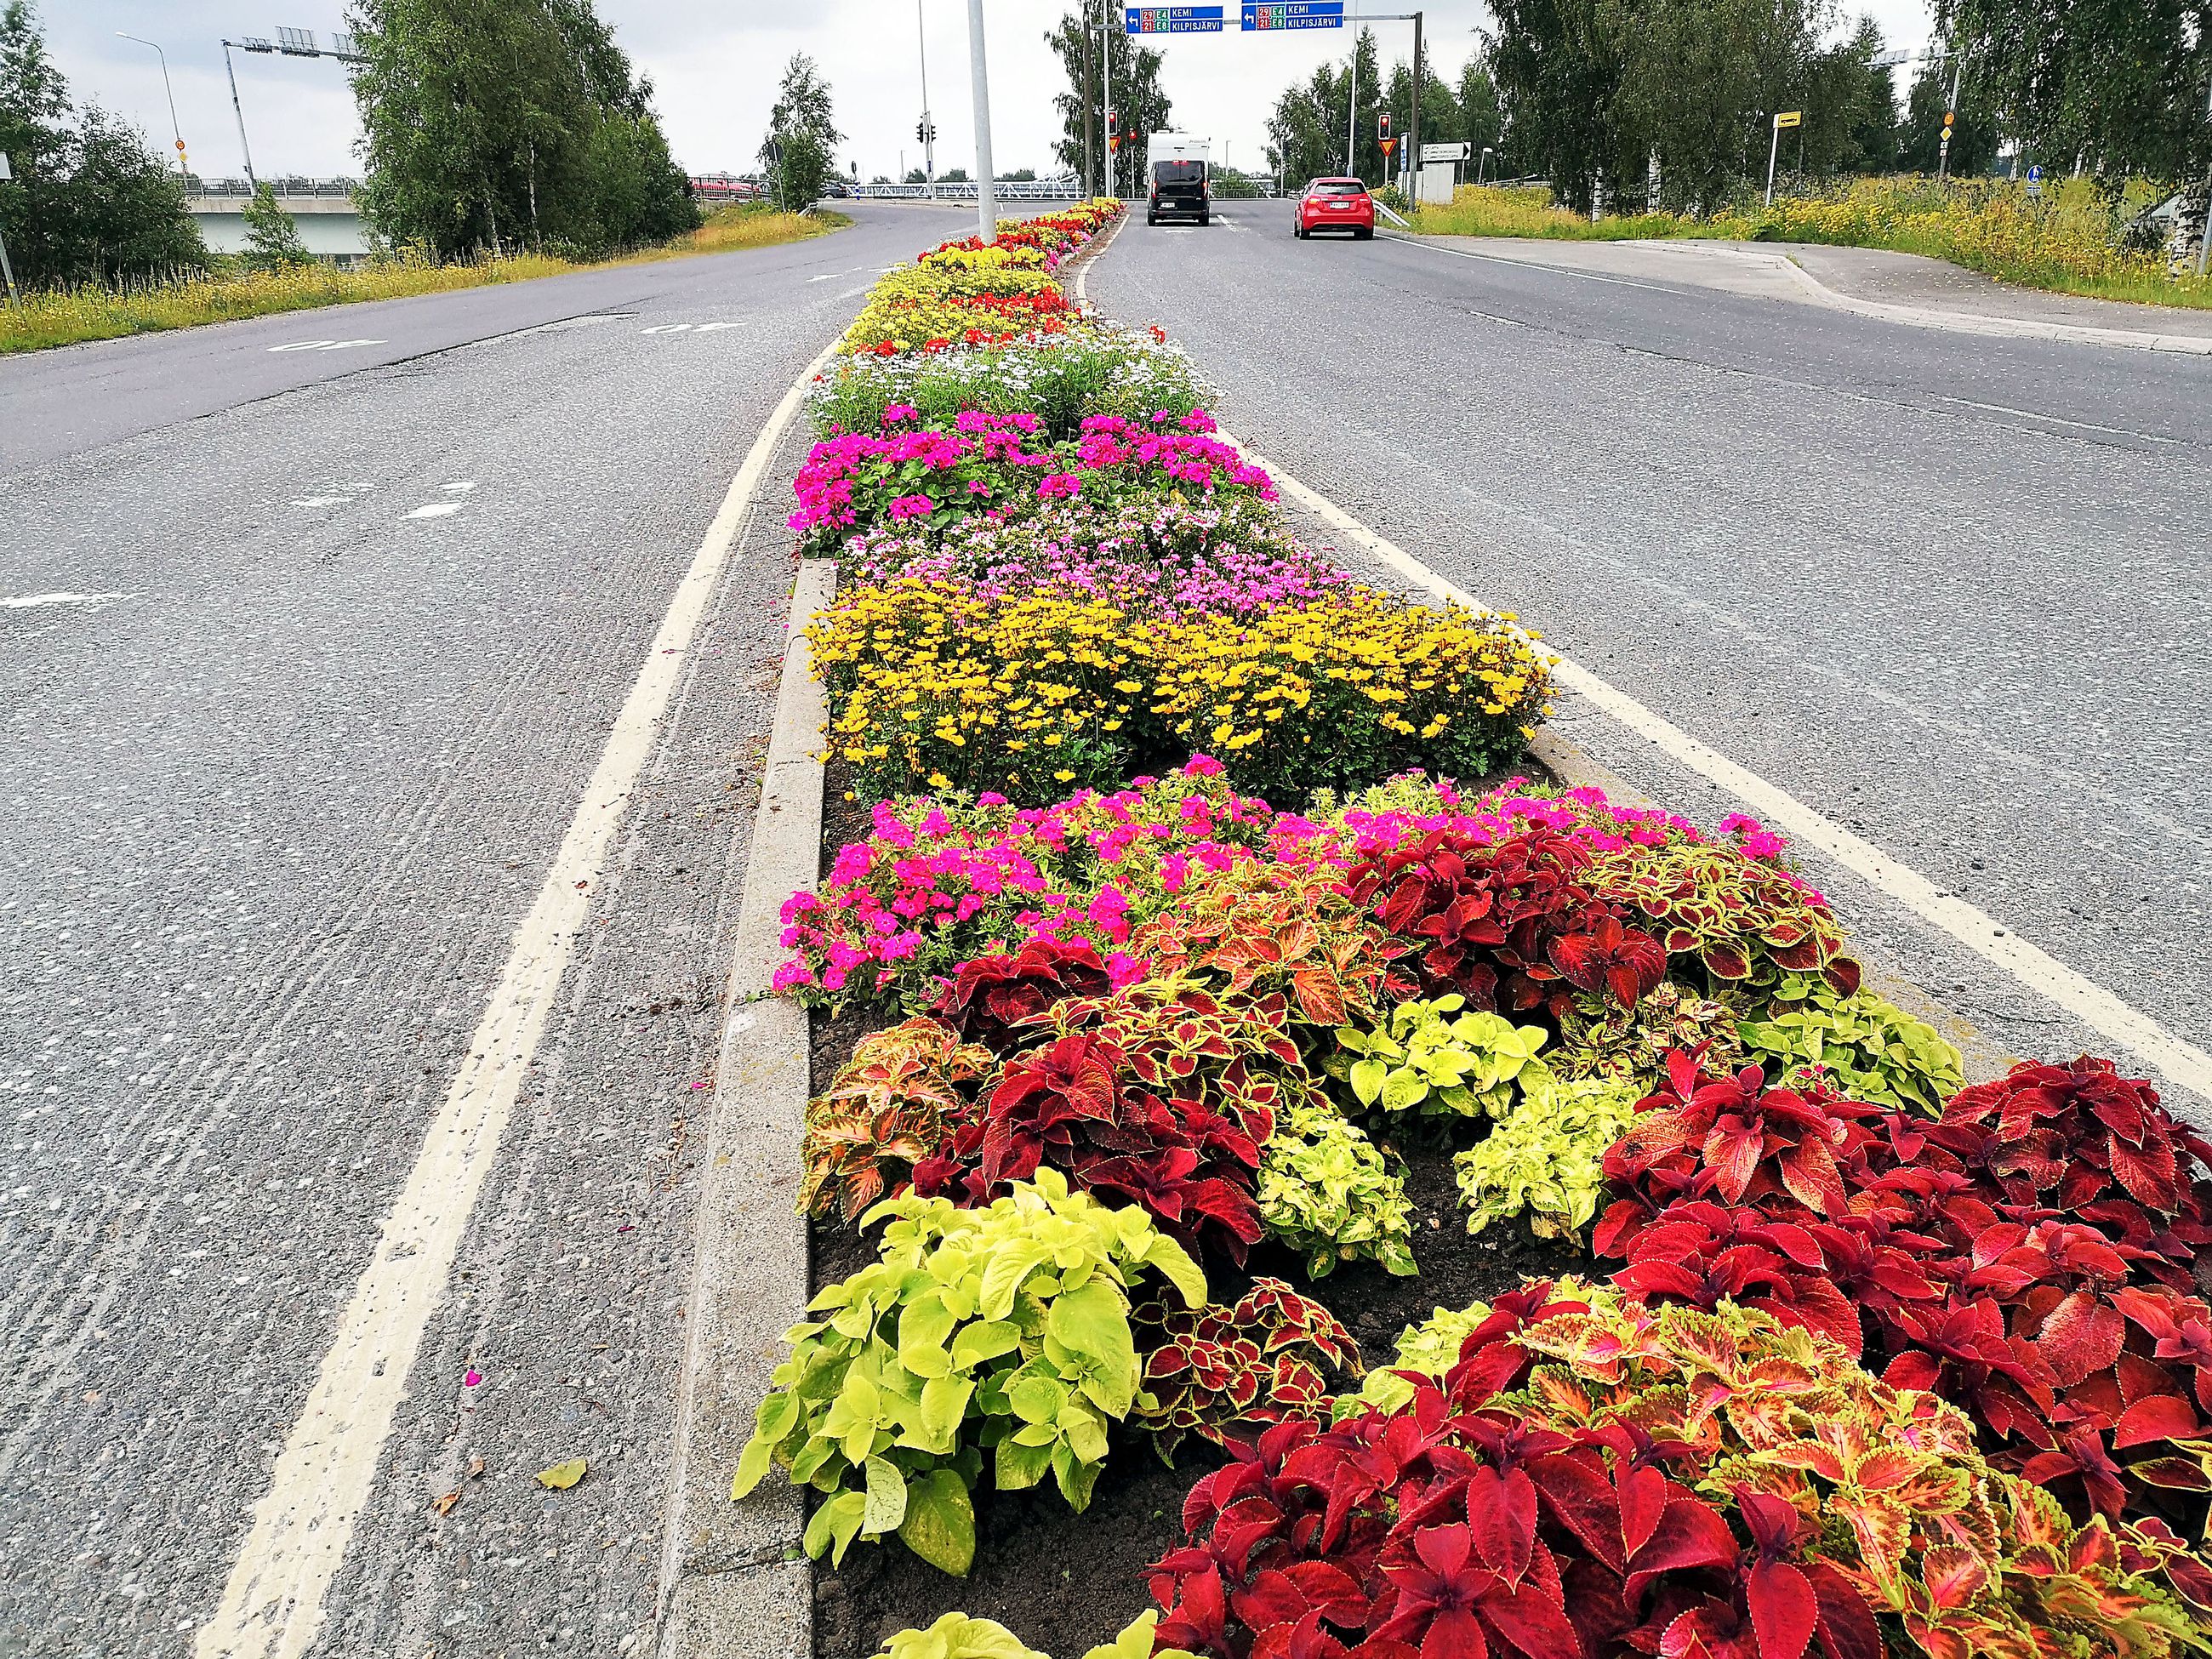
xmin=788 ymin=406 xmax=1277 ymax=548
xmin=772 ymin=761 xmax=1816 ymax=1012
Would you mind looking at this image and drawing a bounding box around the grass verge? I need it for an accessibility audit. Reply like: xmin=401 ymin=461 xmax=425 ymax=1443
xmin=1410 ymin=178 xmax=2212 ymax=311
xmin=0 ymin=205 xmax=851 ymax=356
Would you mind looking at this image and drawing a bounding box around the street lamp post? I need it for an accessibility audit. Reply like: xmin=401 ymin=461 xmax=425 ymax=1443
xmin=966 ymin=0 xmax=996 ymax=242
xmin=219 ymin=40 xmax=259 ymax=188
xmin=916 ymin=0 xmax=936 ymax=197
xmin=117 ymin=33 xmax=188 ymax=178
xmin=1476 ymin=145 xmax=1492 ymax=186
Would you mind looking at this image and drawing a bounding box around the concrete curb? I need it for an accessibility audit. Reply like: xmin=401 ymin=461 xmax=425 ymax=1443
xmin=1621 ymin=238 xmax=2212 ymax=356
xmin=657 ymin=556 xmax=837 ymax=1659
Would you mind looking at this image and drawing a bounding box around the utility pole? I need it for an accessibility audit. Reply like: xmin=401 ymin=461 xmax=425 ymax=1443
xmin=220 ymin=40 xmax=258 ymax=188
xmin=1937 ymin=48 xmax=1964 ymax=180
xmin=1103 ymin=16 xmax=1115 ymax=197
xmin=117 ymin=33 xmax=188 ymax=178
xmin=966 ymin=0 xmax=996 ymax=241
xmin=1407 ymin=11 xmax=1422 ymax=200
xmin=1345 ymin=31 xmax=1358 ymax=178
xmin=1081 ymin=2 xmax=1098 ymax=198
xmin=917 ymin=0 xmax=936 ymax=197
xmin=2198 ymin=71 xmax=2212 ymax=276
xmin=0 ymin=152 xmax=20 ymax=307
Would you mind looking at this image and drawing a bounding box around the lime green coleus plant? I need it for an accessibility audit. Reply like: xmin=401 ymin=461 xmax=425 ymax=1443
xmin=1330 ymin=995 xmax=1552 ymax=1119
xmin=1736 ymin=978 xmax=1964 ymax=1117
xmin=877 ymin=1609 xmax=1192 ymax=1659
xmin=1453 ymin=1075 xmax=1644 ymax=1243
xmin=1255 ymin=1091 xmax=1417 ymax=1278
xmin=731 ymin=1167 xmax=1205 ymax=1575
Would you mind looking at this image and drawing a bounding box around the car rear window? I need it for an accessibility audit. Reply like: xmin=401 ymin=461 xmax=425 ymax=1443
xmin=1310 ymin=180 xmax=1367 ymax=197
xmin=1154 ymin=161 xmax=1205 ymax=185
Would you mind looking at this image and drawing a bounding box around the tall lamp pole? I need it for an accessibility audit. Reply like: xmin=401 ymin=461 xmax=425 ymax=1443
xmin=117 ymin=33 xmax=188 ymax=178
xmin=219 ymin=40 xmax=259 ymax=188
xmin=966 ymin=0 xmax=996 ymax=241
xmin=916 ymin=0 xmax=936 ymax=197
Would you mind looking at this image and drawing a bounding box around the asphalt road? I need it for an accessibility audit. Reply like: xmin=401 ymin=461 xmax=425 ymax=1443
xmin=0 ymin=201 xmax=978 ymax=1659
xmin=1092 ymin=201 xmax=2212 ymax=1099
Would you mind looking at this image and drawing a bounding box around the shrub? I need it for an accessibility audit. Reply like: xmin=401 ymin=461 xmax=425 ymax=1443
xmin=733 ymin=1169 xmax=1204 ymax=1573
xmin=1454 ymin=1075 xmax=1643 ymax=1240
xmin=809 ymin=581 xmax=1551 ymax=806
xmin=848 ymin=496 xmax=1345 ymax=619
xmin=1132 ymin=1278 xmax=1361 ymax=1461
xmin=1329 ymin=995 xmax=1554 ymax=1119
xmin=1332 ymin=1300 xmax=1498 ymax=1418
xmin=1255 ymin=1091 xmax=1418 ymax=1278
xmin=1736 ymin=983 xmax=1964 ymax=1116
xmin=872 ymin=1611 xmax=1184 ymax=1659
xmin=772 ymin=761 xmax=1298 ymax=1016
xmin=1127 ymin=859 xmax=1400 ymax=1034
xmin=811 ymin=326 xmax=1210 ymax=441
xmin=839 ymin=265 xmax=1080 ymax=356
xmin=1597 ymin=1052 xmax=2212 ymax=1540
xmin=1149 ymin=1280 xmax=2209 ymax=1659
xmin=912 ymin=985 xmax=1286 ymax=1263
xmin=1588 ymin=834 xmax=1859 ymax=997
xmin=1555 ymin=979 xmax=1743 ymax=1086
xmin=801 ymin=1017 xmax=995 ymax=1221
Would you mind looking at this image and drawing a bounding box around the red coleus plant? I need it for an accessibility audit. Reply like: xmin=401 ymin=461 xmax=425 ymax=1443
xmin=1346 ymin=826 xmax=1662 ymax=1020
xmin=928 ymin=935 xmax=1112 ymax=1052
xmin=1148 ymin=1280 xmax=2203 ymax=1659
xmin=1135 ymin=1279 xmax=1364 ymax=1462
xmin=911 ymin=983 xmax=1295 ymax=1262
xmin=1597 ymin=1051 xmax=2212 ymax=1542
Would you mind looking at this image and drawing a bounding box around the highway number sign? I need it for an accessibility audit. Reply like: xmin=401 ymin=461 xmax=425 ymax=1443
xmin=1242 ymin=2 xmax=1344 ymax=29
xmin=1127 ymin=5 xmax=1225 ymax=31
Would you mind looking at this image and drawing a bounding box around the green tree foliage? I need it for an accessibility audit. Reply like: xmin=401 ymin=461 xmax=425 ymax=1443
xmin=1941 ymin=0 xmax=2211 ymax=184
xmin=1489 ymin=0 xmax=1905 ymax=212
xmin=1899 ymin=53 xmax=1998 ymax=174
xmin=349 ymin=0 xmax=694 ymax=260
xmin=1266 ymin=27 xmax=1385 ymax=187
xmin=240 ymin=182 xmax=314 ymax=270
xmin=1046 ymin=11 xmax=1172 ymax=198
xmin=0 ymin=1 xmax=205 ymax=288
xmin=761 ymin=54 xmax=841 ymax=210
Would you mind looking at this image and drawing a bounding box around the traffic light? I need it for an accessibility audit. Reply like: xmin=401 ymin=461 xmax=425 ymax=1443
xmin=1378 ymin=111 xmax=1392 ymax=141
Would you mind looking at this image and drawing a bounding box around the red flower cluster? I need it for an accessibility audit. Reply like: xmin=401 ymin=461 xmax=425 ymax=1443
xmin=1598 ymin=1052 xmax=2212 ymax=1531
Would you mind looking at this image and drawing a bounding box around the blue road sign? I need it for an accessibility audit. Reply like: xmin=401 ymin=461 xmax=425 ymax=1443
xmin=1243 ymin=1 xmax=1344 ymax=26
xmin=1127 ymin=5 xmax=1225 ymax=31
xmin=2027 ymin=164 xmax=2044 ymax=181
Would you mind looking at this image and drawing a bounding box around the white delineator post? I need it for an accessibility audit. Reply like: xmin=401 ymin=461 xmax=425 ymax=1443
xmin=967 ymin=0 xmax=996 ymax=241
xmin=1765 ymin=113 xmax=1781 ymax=207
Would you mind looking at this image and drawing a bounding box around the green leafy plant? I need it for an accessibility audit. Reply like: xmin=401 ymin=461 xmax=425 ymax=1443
xmin=1554 ymin=978 xmax=1742 ymax=1087
xmin=800 ymin=1017 xmax=993 ymax=1221
xmin=731 ymin=1169 xmax=1204 ymax=1574
xmin=1132 ymin=1277 xmax=1361 ymax=1460
xmin=1452 ymin=1075 xmax=1643 ymax=1240
xmin=872 ymin=1611 xmax=1189 ymax=1659
xmin=1737 ymin=981 xmax=1964 ymax=1116
xmin=1328 ymin=995 xmax=1553 ymax=1119
xmin=1332 ymin=1299 xmax=1495 ymax=1419
xmin=1253 ymin=1091 xmax=1417 ymax=1277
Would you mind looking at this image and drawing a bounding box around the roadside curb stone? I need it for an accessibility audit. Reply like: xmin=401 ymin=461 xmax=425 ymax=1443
xmin=658 ymin=557 xmax=838 ymax=1658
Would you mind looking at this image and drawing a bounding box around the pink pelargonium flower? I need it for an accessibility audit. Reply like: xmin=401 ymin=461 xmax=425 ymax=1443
xmin=1036 ymin=472 xmax=1084 ymax=500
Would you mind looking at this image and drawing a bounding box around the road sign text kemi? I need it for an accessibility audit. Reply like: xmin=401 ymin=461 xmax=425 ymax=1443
xmin=1243 ymin=2 xmax=1345 ymax=29
xmin=1128 ymin=5 xmax=1225 ymax=31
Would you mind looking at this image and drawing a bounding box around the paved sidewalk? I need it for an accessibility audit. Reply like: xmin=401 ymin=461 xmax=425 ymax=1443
xmin=1401 ymin=231 xmax=2212 ymax=351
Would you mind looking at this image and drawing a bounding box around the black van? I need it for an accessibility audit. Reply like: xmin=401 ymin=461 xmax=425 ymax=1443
xmin=1149 ymin=158 xmax=1210 ymax=226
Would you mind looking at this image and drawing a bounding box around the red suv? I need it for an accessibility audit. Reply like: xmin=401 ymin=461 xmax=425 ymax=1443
xmin=1296 ymin=177 xmax=1374 ymax=239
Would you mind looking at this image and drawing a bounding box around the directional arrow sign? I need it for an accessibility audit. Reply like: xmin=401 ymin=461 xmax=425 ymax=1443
xmin=1243 ymin=1 xmax=1344 ymax=29
xmin=1127 ymin=5 xmax=1225 ymax=31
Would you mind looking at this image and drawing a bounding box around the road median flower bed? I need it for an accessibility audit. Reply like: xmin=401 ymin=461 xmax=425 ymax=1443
xmin=734 ymin=199 xmax=2212 ymax=1659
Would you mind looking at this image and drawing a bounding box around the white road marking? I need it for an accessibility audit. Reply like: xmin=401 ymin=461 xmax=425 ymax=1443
xmin=291 ymin=495 xmax=353 ymax=509
xmin=403 ymin=502 xmax=463 ymax=520
xmin=442 ymin=482 xmax=476 ymax=493
xmin=1 ymin=590 xmax=134 ymax=609
xmin=642 ymin=322 xmax=693 ymax=334
xmin=193 ymin=333 xmax=841 ymax=1659
xmin=266 ymin=339 xmax=387 ymax=353
xmin=1380 ymin=232 xmax=1690 ymax=294
xmin=1933 ymin=394 xmax=2182 ymax=446
xmin=1229 ymin=429 xmax=2212 ymax=1108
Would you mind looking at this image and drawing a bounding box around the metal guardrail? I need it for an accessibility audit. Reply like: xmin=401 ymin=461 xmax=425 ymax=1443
xmin=848 ymin=181 xmax=1086 ymax=201
xmin=188 ymin=176 xmax=360 ymax=200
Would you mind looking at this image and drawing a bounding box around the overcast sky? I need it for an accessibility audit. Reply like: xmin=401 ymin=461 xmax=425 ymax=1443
xmin=55 ymin=0 xmax=1939 ymax=185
